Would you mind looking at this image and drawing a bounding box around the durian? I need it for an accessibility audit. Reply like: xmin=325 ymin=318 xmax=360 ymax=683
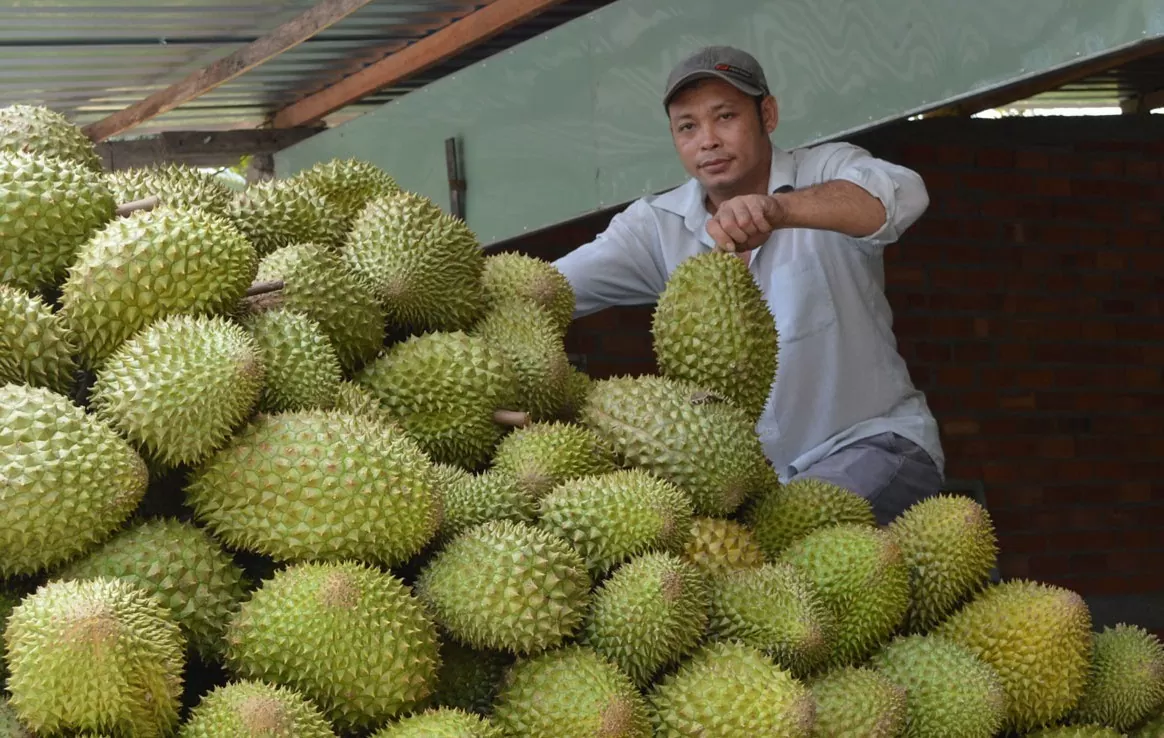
xmin=472 ymin=301 xmax=571 ymax=421
xmin=0 ymin=104 xmax=102 ymax=171
xmin=808 ymin=666 xmax=907 ymax=738
xmin=224 ymin=560 xmax=442 ymax=732
xmin=480 ymin=252 xmax=575 ymax=336
xmin=581 ymin=552 xmax=710 ymax=687
xmin=651 ymin=251 xmax=778 ymax=422
xmin=105 ymin=164 xmax=234 ymax=214
xmin=415 ymin=519 xmax=591 ymax=655
xmin=60 ymin=205 xmax=258 ymax=368
xmin=333 ymin=379 xmax=397 ymax=426
xmin=0 ymin=698 xmax=31 ymax=738
xmin=342 ymin=190 xmax=485 ymax=331
xmin=374 ymin=707 xmax=502 ymax=738
xmin=252 ymin=242 xmax=386 ymax=373
xmin=88 ymin=313 xmax=265 ymax=469
xmin=437 ymin=468 xmax=536 ymax=541
xmin=0 ymin=150 xmax=116 ymax=291
xmin=226 ymin=178 xmax=345 ymax=255
xmin=935 ymin=579 xmax=1094 ymax=733
xmin=178 ymin=679 xmax=338 ymax=738
xmin=489 ymin=420 xmax=617 ymax=500
xmin=491 ymin=645 xmax=652 ymax=738
xmin=4 ymin=577 xmax=186 ymax=738
xmin=683 ymin=517 xmax=767 ymax=578
xmin=580 ymin=375 xmax=769 ymax=516
xmin=0 ymin=383 xmax=147 ymax=577
xmin=706 ymin=562 xmax=836 ymax=678
xmin=0 ymin=283 xmax=77 ymax=393
xmin=536 ymin=468 xmax=694 ymax=575
xmin=244 ymin=309 xmax=342 ymax=412
xmin=745 ymin=477 xmax=876 ymax=558
xmin=647 ymin=640 xmax=815 ymax=738
xmin=186 ymin=409 xmax=441 ymax=567
xmin=1026 ymin=727 xmax=1127 ymax=738
xmin=778 ymin=523 xmax=910 ymax=667
xmin=871 ymin=633 xmax=1007 ymax=738
xmin=51 ymin=517 xmax=249 ymax=662
xmin=288 ymin=158 xmax=398 ymax=230
xmin=1071 ymin=623 xmax=1164 ymax=731
xmin=425 ymin=639 xmax=512 ymax=716
xmin=355 ymin=330 xmax=519 ymax=469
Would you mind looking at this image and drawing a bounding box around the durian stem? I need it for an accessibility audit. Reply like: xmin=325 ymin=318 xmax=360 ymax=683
xmin=245 ymin=280 xmax=284 ymax=298
xmin=115 ymin=195 xmax=160 ymax=216
xmin=493 ymin=410 xmax=531 ymax=428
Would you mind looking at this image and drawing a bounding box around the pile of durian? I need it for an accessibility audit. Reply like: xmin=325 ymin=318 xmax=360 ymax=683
xmin=1 ymin=103 xmax=1162 ymax=738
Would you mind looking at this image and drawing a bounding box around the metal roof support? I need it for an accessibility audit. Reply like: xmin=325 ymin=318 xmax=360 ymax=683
xmin=80 ymin=0 xmax=376 ymax=142
xmin=269 ymin=0 xmax=569 ymax=129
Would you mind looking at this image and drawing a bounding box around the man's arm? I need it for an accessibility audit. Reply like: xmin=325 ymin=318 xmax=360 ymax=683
xmin=552 ymin=199 xmax=668 ymax=318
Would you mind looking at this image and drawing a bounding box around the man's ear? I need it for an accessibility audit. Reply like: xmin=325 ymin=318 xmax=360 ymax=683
xmin=761 ymin=95 xmax=778 ymax=134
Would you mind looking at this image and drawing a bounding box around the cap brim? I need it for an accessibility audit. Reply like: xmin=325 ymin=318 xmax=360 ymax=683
xmin=664 ymin=70 xmax=765 ymax=105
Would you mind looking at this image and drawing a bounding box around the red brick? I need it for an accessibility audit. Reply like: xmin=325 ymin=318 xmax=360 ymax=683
xmin=1090 ymin=157 xmax=1124 ymax=177
xmin=976 ymin=148 xmax=1015 ymax=168
xmin=1036 ymin=177 xmax=1072 ymax=196
xmin=1125 ymin=158 xmax=1159 ymax=179
xmin=937 ymin=366 xmax=976 ymax=387
xmin=1016 ymin=150 xmax=1050 ymax=169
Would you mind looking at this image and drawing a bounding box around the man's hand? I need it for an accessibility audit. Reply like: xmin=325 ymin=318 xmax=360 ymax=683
xmin=707 ymin=193 xmax=786 ymax=253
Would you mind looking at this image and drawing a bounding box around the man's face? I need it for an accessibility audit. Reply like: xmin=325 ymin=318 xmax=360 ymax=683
xmin=667 ymin=78 xmax=777 ymax=197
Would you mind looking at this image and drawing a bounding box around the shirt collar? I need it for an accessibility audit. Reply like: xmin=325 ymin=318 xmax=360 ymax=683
xmin=651 ymin=145 xmax=797 ymax=248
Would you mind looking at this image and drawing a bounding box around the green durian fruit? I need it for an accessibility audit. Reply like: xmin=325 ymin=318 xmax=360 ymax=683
xmin=288 ymin=157 xmax=399 ymax=230
xmin=438 ymin=468 xmax=536 ymax=541
xmin=105 ymin=163 xmax=234 ymax=214
xmin=373 ymin=707 xmax=502 ymax=738
xmin=808 ymin=665 xmax=907 ymax=738
xmin=683 ymin=517 xmax=767 ymax=578
xmin=471 ymin=301 xmax=570 ymax=421
xmin=0 ymin=383 xmax=148 ymax=577
xmin=0 ymin=698 xmax=32 ymax=738
xmin=536 ymin=468 xmax=694 ymax=575
xmin=647 ymin=640 xmax=815 ymax=738
xmin=245 ymin=309 xmax=342 ymax=412
xmin=888 ymin=493 xmax=999 ymax=632
xmin=480 ymin=252 xmax=575 ymax=336
xmin=934 ymin=579 xmax=1094 ymax=734
xmin=706 ymin=562 xmax=836 ymax=678
xmin=426 ymin=638 xmax=513 ymax=716
xmin=0 ymin=588 xmax=19 ymax=686
xmin=253 ymin=242 xmax=386 ymax=373
xmin=224 ymin=560 xmax=441 ymax=732
xmin=745 ymin=477 xmax=876 ymax=559
xmin=491 ymin=645 xmax=652 ymax=738
xmin=0 ymin=283 xmax=77 ymax=393
xmin=490 ymin=420 xmax=617 ymax=500
xmin=4 ymin=577 xmax=186 ymax=738
xmin=355 ymin=330 xmax=519 ymax=469
xmin=651 ymin=251 xmax=778 ymax=422
xmin=0 ymin=104 xmax=102 ymax=171
xmin=333 ymin=379 xmax=397 ymax=426
xmin=556 ymin=364 xmax=593 ymax=420
xmin=779 ymin=523 xmax=910 ymax=667
xmin=61 ymin=205 xmax=258 ymax=368
xmin=581 ymin=552 xmax=709 ymax=687
xmin=0 ymin=150 xmax=116 ymax=291
xmin=52 ymin=518 xmax=248 ymax=663
xmin=415 ymin=519 xmax=591 ymax=655
xmin=871 ymin=633 xmax=1007 ymax=738
xmin=580 ymin=375 xmax=769 ymax=516
xmin=1133 ymin=711 xmax=1164 ymax=737
xmin=179 ymin=679 xmax=337 ymax=738
xmin=89 ymin=313 xmax=265 ymax=469
xmin=1026 ymin=727 xmax=1127 ymax=738
xmin=226 ymin=178 xmax=345 ymax=255
xmin=342 ymin=190 xmax=485 ymax=331
xmin=187 ymin=409 xmax=441 ymax=567
xmin=1071 ymin=624 xmax=1164 ymax=731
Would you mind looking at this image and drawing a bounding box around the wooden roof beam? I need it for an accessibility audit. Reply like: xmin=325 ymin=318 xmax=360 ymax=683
xmin=269 ymin=0 xmax=568 ymax=129
xmin=81 ymin=0 xmax=376 ymax=143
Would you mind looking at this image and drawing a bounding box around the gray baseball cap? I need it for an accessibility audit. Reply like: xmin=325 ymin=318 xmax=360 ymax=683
xmin=663 ymin=45 xmax=770 ymax=107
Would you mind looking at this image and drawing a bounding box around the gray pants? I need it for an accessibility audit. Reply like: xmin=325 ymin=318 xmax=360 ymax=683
xmin=788 ymin=431 xmax=943 ymax=526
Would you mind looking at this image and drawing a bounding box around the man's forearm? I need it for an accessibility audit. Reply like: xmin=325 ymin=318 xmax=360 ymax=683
xmin=773 ymin=180 xmax=887 ymax=238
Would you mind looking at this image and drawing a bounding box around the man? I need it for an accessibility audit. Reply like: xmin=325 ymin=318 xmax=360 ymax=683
xmin=552 ymin=45 xmax=944 ymax=525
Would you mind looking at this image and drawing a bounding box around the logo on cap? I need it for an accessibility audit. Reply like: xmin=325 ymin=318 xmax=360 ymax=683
xmin=714 ymin=63 xmax=753 ymax=79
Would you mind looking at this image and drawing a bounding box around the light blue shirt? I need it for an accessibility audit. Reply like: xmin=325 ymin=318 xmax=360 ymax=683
xmin=552 ymin=141 xmax=945 ymax=483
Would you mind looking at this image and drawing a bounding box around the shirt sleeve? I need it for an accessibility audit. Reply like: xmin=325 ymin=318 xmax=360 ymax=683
xmin=551 ymin=198 xmax=669 ymax=318
xmin=802 ymin=142 xmax=931 ymax=247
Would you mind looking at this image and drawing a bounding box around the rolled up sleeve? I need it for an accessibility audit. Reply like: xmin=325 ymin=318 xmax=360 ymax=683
xmin=551 ymin=199 xmax=668 ymax=318
xmin=812 ymin=142 xmax=930 ymax=247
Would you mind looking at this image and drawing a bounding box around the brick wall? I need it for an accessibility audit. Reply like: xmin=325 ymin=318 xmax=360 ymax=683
xmin=491 ymin=115 xmax=1164 ymax=630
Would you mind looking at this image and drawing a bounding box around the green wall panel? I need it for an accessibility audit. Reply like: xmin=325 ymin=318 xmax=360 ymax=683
xmin=276 ymin=0 xmax=1164 ymax=246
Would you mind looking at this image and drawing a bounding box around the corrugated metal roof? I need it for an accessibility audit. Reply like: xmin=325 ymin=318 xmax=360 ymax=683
xmin=0 ymin=0 xmax=613 ymax=137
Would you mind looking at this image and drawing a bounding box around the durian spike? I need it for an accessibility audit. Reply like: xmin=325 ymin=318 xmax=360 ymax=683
xmin=115 ymin=195 xmax=160 ymax=217
xmin=493 ymin=409 xmax=531 ymax=428
xmin=245 ymin=279 xmax=284 ymax=298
